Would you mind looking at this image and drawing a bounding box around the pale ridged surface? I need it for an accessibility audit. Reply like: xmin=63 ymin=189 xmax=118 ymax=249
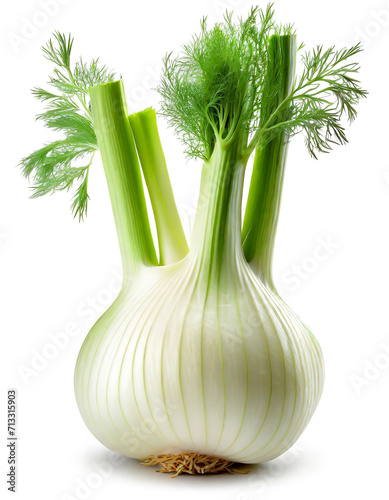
xmin=74 ymin=253 xmax=324 ymax=463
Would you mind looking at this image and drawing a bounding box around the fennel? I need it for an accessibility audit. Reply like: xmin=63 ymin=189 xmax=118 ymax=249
xmin=20 ymin=5 xmax=366 ymax=475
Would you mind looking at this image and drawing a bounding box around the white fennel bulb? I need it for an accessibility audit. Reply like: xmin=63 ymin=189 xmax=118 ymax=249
xmin=75 ymin=143 xmax=324 ymax=463
xmin=20 ymin=7 xmax=365 ymax=475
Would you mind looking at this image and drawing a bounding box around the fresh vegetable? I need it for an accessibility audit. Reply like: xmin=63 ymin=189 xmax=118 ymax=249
xmin=20 ymin=5 xmax=366 ymax=475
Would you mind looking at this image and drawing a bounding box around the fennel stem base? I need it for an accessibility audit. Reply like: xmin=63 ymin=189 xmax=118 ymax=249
xmin=141 ymin=453 xmax=249 ymax=477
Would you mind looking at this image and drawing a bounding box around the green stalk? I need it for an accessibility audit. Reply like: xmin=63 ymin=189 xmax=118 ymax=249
xmin=191 ymin=139 xmax=246 ymax=281
xmin=90 ymin=81 xmax=157 ymax=279
xmin=129 ymin=108 xmax=189 ymax=265
xmin=242 ymin=34 xmax=297 ymax=287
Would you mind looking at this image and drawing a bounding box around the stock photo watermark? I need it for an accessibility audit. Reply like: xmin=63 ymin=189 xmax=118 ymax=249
xmin=281 ymin=236 xmax=340 ymax=292
xmin=383 ymin=169 xmax=389 ymax=186
xmin=7 ymin=0 xmax=71 ymax=54
xmin=119 ymin=399 xmax=180 ymax=455
xmin=6 ymin=390 xmax=18 ymax=493
xmin=213 ymin=0 xmax=244 ymax=16
xmin=0 ymin=232 xmax=8 ymax=247
xmin=349 ymin=340 xmax=389 ymax=395
xmin=127 ymin=65 xmax=160 ymax=110
xmin=236 ymin=443 xmax=306 ymax=499
xmin=350 ymin=3 xmax=389 ymax=47
xmin=61 ymin=452 xmax=126 ymax=500
xmin=17 ymin=269 xmax=122 ymax=386
xmin=61 ymin=399 xmax=180 ymax=499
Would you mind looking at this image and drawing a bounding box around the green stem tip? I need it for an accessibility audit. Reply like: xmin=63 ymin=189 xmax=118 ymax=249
xmin=242 ymin=34 xmax=297 ymax=287
xmin=129 ymin=108 xmax=189 ymax=265
xmin=90 ymin=81 xmax=158 ymax=278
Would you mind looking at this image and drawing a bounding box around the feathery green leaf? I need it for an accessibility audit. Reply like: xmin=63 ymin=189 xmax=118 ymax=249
xmin=20 ymin=31 xmax=115 ymax=219
xmin=159 ymin=5 xmax=366 ymax=161
xmin=158 ymin=5 xmax=287 ymax=161
xmin=258 ymin=43 xmax=367 ymax=158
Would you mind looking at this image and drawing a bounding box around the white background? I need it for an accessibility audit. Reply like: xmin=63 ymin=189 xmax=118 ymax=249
xmin=1 ymin=0 xmax=388 ymax=498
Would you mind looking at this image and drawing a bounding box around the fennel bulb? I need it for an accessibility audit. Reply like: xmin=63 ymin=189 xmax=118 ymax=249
xmin=74 ymin=135 xmax=324 ymax=463
xmin=20 ymin=6 xmax=366 ymax=474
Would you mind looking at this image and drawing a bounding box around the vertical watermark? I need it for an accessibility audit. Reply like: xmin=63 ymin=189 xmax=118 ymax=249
xmin=6 ymin=389 xmax=18 ymax=493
